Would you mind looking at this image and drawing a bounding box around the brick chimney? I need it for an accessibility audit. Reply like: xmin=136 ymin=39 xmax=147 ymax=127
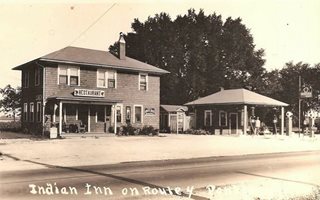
xmin=118 ymin=32 xmax=126 ymax=60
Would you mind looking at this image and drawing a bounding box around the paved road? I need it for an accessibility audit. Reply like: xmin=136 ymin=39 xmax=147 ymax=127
xmin=1 ymin=151 xmax=320 ymax=200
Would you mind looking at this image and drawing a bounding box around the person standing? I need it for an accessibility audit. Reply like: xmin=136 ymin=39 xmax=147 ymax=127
xmin=255 ymin=117 xmax=261 ymax=135
xmin=273 ymin=115 xmax=278 ymax=135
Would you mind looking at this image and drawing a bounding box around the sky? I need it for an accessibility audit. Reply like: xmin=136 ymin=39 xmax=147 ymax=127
xmin=0 ymin=0 xmax=319 ymax=89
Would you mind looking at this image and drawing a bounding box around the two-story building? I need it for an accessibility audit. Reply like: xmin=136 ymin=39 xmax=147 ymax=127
xmin=13 ymin=33 xmax=169 ymax=136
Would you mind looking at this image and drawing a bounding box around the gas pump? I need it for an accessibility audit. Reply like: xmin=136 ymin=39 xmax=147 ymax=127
xmin=285 ymin=111 xmax=293 ymax=136
xmin=305 ymin=110 xmax=318 ymax=138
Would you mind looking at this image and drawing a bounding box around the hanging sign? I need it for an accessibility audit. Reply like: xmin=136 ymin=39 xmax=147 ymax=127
xmin=145 ymin=108 xmax=155 ymax=116
xmin=300 ymin=86 xmax=312 ymax=98
xmin=74 ymin=89 xmax=105 ymax=98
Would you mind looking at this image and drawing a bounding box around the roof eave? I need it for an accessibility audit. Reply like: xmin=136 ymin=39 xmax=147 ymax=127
xmin=40 ymin=58 xmax=170 ymax=75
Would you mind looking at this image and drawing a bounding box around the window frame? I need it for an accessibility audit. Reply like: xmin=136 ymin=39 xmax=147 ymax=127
xmin=23 ymin=71 xmax=30 ymax=88
xmin=97 ymin=69 xmax=117 ymax=88
xmin=23 ymin=103 xmax=28 ymax=122
xmin=34 ymin=68 xmax=41 ymax=86
xmin=219 ymin=110 xmax=227 ymax=127
xmin=138 ymin=73 xmax=148 ymax=91
xmin=57 ymin=65 xmax=80 ymax=86
xmin=36 ymin=101 xmax=41 ymax=122
xmin=133 ymin=105 xmax=143 ymax=124
xmin=29 ymin=102 xmax=34 ymax=122
xmin=204 ymin=110 xmax=212 ymax=127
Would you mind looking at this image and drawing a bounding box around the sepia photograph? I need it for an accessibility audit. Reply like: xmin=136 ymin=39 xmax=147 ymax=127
xmin=0 ymin=0 xmax=319 ymax=199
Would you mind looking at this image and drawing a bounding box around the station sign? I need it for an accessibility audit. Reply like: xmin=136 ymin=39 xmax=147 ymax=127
xmin=300 ymin=86 xmax=312 ymax=98
xmin=74 ymin=89 xmax=105 ymax=98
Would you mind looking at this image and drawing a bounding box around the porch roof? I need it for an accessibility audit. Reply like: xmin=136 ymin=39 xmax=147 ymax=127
xmin=161 ymin=105 xmax=188 ymax=112
xmin=185 ymin=88 xmax=288 ymax=107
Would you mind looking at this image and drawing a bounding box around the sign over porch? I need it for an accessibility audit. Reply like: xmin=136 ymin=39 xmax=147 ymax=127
xmin=74 ymin=89 xmax=105 ymax=98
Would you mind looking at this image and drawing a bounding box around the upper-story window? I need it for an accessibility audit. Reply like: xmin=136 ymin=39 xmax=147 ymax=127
xmin=34 ymin=68 xmax=41 ymax=86
xmin=22 ymin=71 xmax=30 ymax=88
xmin=139 ymin=73 xmax=148 ymax=91
xmin=97 ymin=69 xmax=117 ymax=88
xmin=58 ymin=65 xmax=80 ymax=86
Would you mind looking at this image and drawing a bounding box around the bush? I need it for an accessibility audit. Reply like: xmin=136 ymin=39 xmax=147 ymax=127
xmin=140 ymin=125 xmax=158 ymax=136
xmin=0 ymin=121 xmax=21 ymax=132
xmin=121 ymin=123 xmax=137 ymax=135
xmin=184 ymin=129 xmax=209 ymax=135
xmin=108 ymin=126 xmax=121 ymax=134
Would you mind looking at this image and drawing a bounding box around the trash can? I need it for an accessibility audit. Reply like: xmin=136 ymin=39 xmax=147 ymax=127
xmin=49 ymin=127 xmax=58 ymax=139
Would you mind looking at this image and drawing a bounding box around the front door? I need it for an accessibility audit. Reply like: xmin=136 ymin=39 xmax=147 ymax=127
xmin=230 ymin=113 xmax=238 ymax=134
xmin=78 ymin=105 xmax=88 ymax=131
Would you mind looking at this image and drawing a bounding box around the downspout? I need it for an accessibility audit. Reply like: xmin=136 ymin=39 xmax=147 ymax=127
xmin=36 ymin=61 xmax=46 ymax=137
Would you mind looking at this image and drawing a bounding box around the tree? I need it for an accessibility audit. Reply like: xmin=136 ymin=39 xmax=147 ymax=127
xmin=0 ymin=85 xmax=21 ymax=121
xmin=109 ymin=9 xmax=265 ymax=104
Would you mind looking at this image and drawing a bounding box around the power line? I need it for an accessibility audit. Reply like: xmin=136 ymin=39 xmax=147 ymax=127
xmin=68 ymin=3 xmax=117 ymax=46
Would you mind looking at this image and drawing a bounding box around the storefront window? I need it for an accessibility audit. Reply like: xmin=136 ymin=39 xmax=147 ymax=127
xmin=126 ymin=106 xmax=131 ymax=123
xmin=204 ymin=110 xmax=212 ymax=126
xmin=29 ymin=103 xmax=34 ymax=122
xmin=219 ymin=111 xmax=227 ymax=126
xmin=134 ymin=105 xmax=142 ymax=123
xmin=116 ymin=105 xmax=122 ymax=123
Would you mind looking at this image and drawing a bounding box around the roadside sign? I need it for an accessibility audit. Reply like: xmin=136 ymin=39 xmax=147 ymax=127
xmin=300 ymin=86 xmax=312 ymax=98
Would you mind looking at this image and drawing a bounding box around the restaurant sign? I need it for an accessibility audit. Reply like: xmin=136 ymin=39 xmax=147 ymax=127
xmin=74 ymin=89 xmax=105 ymax=98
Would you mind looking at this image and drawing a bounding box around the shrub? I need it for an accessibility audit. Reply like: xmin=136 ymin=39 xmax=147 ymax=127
xmin=184 ymin=129 xmax=209 ymax=135
xmin=121 ymin=123 xmax=137 ymax=135
xmin=140 ymin=125 xmax=158 ymax=136
xmin=108 ymin=126 xmax=121 ymax=134
xmin=0 ymin=121 xmax=21 ymax=132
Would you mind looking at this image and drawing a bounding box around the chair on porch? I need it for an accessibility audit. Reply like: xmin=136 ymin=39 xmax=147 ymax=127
xmin=74 ymin=120 xmax=86 ymax=133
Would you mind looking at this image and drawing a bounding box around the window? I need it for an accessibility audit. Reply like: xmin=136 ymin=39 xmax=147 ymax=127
xmin=23 ymin=103 xmax=28 ymax=121
xmin=58 ymin=67 xmax=68 ymax=85
xmin=108 ymin=71 xmax=116 ymax=88
xmin=36 ymin=102 xmax=41 ymax=122
xmin=219 ymin=111 xmax=227 ymax=126
xmin=97 ymin=70 xmax=106 ymax=87
xmin=204 ymin=110 xmax=212 ymax=126
xmin=125 ymin=106 xmax=131 ymax=123
xmin=139 ymin=73 xmax=148 ymax=91
xmin=69 ymin=67 xmax=79 ymax=86
xmin=58 ymin=65 xmax=80 ymax=86
xmin=116 ymin=105 xmax=122 ymax=123
xmin=35 ymin=68 xmax=41 ymax=86
xmin=134 ymin=105 xmax=143 ymax=123
xmin=97 ymin=69 xmax=116 ymax=88
xmin=29 ymin=103 xmax=34 ymax=122
xmin=23 ymin=71 xmax=30 ymax=88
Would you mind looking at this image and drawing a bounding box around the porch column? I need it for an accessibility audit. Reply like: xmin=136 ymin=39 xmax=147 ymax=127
xmin=88 ymin=106 xmax=91 ymax=132
xmin=281 ymin=106 xmax=284 ymax=135
xmin=243 ymin=105 xmax=247 ymax=135
xmin=114 ymin=105 xmax=117 ymax=134
xmin=176 ymin=113 xmax=179 ymax=134
xmin=59 ymin=101 xmax=62 ymax=135
xmin=53 ymin=104 xmax=57 ymax=123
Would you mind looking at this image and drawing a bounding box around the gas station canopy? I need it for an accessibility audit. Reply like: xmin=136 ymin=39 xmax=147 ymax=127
xmin=185 ymin=88 xmax=288 ymax=107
